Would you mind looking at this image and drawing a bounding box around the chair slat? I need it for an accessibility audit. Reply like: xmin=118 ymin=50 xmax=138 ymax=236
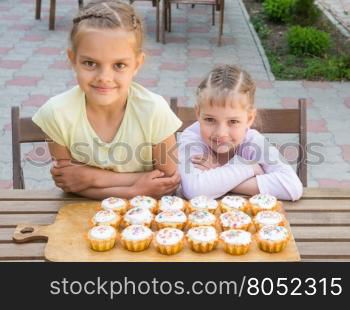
xmin=19 ymin=118 xmax=48 ymax=143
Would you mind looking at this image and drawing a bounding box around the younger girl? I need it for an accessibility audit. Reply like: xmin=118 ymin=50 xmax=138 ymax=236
xmin=178 ymin=65 xmax=303 ymax=200
xmin=32 ymin=0 xmax=182 ymax=199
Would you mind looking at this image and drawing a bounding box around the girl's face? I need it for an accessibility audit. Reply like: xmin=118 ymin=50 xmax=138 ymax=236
xmin=196 ymin=93 xmax=256 ymax=155
xmin=67 ymin=28 xmax=144 ymax=108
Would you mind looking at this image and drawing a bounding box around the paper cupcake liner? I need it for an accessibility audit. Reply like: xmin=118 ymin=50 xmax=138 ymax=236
xmin=121 ymin=236 xmax=153 ymax=252
xmin=187 ymin=239 xmax=218 ymax=253
xmin=257 ymin=239 xmax=289 ymax=253
xmin=122 ymin=219 xmax=152 ymax=228
xmin=250 ymin=204 xmax=279 ymax=216
xmin=219 ymin=202 xmax=250 ymax=214
xmin=155 ymin=240 xmax=184 ymax=255
xmin=221 ymin=223 xmax=252 ymax=232
xmin=156 ymin=222 xmax=186 ymax=230
xmin=222 ymin=243 xmax=251 ymax=255
xmin=186 ymin=221 xmax=216 ymax=229
xmin=189 ymin=206 xmax=217 ymax=214
xmin=89 ymin=238 xmax=116 ymax=252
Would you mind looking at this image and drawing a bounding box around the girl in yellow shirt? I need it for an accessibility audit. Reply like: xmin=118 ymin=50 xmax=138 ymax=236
xmin=32 ymin=0 xmax=182 ymax=199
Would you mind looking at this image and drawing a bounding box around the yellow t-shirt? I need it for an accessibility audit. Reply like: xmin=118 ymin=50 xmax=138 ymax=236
xmin=32 ymin=82 xmax=182 ymax=172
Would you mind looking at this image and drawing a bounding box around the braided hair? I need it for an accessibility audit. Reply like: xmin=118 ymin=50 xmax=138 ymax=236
xmin=196 ymin=65 xmax=256 ymax=111
xmin=70 ymin=0 xmax=143 ymax=53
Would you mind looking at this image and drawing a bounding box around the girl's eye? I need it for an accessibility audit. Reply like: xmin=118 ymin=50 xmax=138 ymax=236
xmin=204 ymin=118 xmax=215 ymax=123
xmin=83 ymin=61 xmax=96 ymax=68
xmin=229 ymin=120 xmax=239 ymax=125
xmin=115 ymin=63 xmax=126 ymax=69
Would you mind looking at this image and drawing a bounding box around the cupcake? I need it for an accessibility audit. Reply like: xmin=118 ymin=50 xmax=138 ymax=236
xmin=186 ymin=226 xmax=218 ymax=253
xmin=253 ymin=211 xmax=286 ymax=231
xmin=129 ymin=195 xmax=157 ymax=213
xmin=91 ymin=210 xmax=120 ymax=228
xmin=123 ymin=207 xmax=154 ymax=227
xmin=219 ymin=210 xmax=252 ymax=231
xmin=155 ymin=210 xmax=187 ymax=230
xmin=87 ymin=225 xmax=117 ymax=252
xmin=189 ymin=195 xmax=218 ymax=214
xmin=219 ymin=195 xmax=249 ymax=213
xmin=187 ymin=210 xmax=216 ymax=228
xmin=158 ymin=196 xmax=187 ymax=213
xmin=220 ymin=229 xmax=252 ymax=255
xmin=249 ymin=194 xmax=279 ymax=215
xmin=101 ymin=197 xmax=128 ymax=215
xmin=256 ymin=225 xmax=290 ymax=253
xmin=120 ymin=225 xmax=153 ymax=252
xmin=154 ymin=228 xmax=185 ymax=255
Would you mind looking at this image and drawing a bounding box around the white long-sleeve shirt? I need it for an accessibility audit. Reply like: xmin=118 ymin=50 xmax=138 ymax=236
xmin=178 ymin=122 xmax=303 ymax=201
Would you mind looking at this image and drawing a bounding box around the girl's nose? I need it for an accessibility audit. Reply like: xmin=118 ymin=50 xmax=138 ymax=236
xmin=214 ymin=124 xmax=229 ymax=139
xmin=97 ymin=67 xmax=113 ymax=82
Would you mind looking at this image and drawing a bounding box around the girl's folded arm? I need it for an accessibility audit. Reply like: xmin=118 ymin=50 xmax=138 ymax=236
xmin=152 ymin=134 xmax=178 ymax=177
xmin=248 ymin=133 xmax=303 ymax=201
xmin=48 ymin=141 xmax=146 ymax=189
xmin=180 ymin=156 xmax=255 ymax=199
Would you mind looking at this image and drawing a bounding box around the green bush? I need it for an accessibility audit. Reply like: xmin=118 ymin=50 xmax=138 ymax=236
xmin=304 ymin=56 xmax=350 ymax=80
xmin=263 ymin=0 xmax=296 ymax=23
xmin=251 ymin=14 xmax=271 ymax=39
xmin=287 ymin=26 xmax=330 ymax=56
xmin=292 ymin=0 xmax=320 ymax=25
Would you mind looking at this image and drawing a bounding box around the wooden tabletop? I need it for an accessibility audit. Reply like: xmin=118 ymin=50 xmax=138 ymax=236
xmin=0 ymin=188 xmax=349 ymax=262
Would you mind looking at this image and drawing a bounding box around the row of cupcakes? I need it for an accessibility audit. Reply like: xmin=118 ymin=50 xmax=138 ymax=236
xmin=90 ymin=207 xmax=287 ymax=232
xmin=99 ymin=193 xmax=281 ymax=216
xmin=88 ymin=224 xmax=290 ymax=255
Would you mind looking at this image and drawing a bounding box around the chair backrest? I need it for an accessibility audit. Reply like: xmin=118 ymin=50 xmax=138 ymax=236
xmin=170 ymin=97 xmax=307 ymax=186
xmin=11 ymin=106 xmax=49 ymax=189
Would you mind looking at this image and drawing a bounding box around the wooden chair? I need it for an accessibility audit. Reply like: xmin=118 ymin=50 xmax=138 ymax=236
xmin=129 ymin=0 xmax=161 ymax=42
xmin=170 ymin=97 xmax=308 ymax=186
xmin=11 ymin=106 xmax=50 ymax=189
xmin=35 ymin=0 xmax=84 ymax=30
xmin=162 ymin=0 xmax=225 ymax=46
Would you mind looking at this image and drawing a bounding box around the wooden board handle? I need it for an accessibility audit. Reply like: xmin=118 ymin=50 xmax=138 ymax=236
xmin=13 ymin=224 xmax=49 ymax=243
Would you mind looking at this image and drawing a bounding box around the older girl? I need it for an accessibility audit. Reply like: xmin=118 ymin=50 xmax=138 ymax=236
xmin=33 ymin=0 xmax=181 ymax=199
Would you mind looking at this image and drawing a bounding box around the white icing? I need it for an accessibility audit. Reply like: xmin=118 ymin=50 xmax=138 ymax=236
xmin=155 ymin=210 xmax=187 ymax=223
xmin=159 ymin=196 xmax=185 ymax=212
xmin=190 ymin=196 xmax=218 ymax=210
xmin=130 ymin=196 xmax=156 ymax=210
xmin=220 ymin=210 xmax=252 ymax=228
xmin=187 ymin=226 xmax=217 ymax=242
xmin=124 ymin=207 xmax=153 ymax=225
xmin=258 ymin=225 xmax=289 ymax=241
xmin=121 ymin=225 xmax=153 ymax=241
xmin=89 ymin=225 xmax=116 ymax=240
xmin=221 ymin=196 xmax=247 ymax=209
xmin=93 ymin=210 xmax=117 ymax=224
xmin=156 ymin=228 xmax=184 ymax=245
xmin=188 ymin=210 xmax=216 ymax=225
xmin=220 ymin=229 xmax=252 ymax=245
xmin=249 ymin=194 xmax=277 ymax=209
xmin=255 ymin=211 xmax=284 ymax=226
xmin=101 ymin=197 xmax=126 ymax=211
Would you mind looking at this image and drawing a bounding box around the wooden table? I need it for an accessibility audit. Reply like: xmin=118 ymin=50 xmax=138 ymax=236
xmin=0 ymin=188 xmax=349 ymax=262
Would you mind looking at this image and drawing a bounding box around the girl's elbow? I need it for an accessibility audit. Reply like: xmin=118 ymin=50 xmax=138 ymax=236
xmin=291 ymin=179 xmax=303 ymax=201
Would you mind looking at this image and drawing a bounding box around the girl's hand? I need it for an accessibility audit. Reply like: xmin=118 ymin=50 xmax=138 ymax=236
xmin=131 ymin=170 xmax=180 ymax=199
xmin=50 ymin=160 xmax=94 ymax=193
xmin=191 ymin=153 xmax=220 ymax=171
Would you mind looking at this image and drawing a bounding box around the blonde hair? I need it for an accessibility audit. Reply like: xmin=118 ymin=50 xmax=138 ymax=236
xmin=70 ymin=0 xmax=144 ymax=54
xmin=196 ymin=65 xmax=256 ymax=111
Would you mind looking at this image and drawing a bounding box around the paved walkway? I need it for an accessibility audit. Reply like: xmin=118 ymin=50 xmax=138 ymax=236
xmin=0 ymin=0 xmax=349 ymax=190
xmin=317 ymin=0 xmax=350 ymax=35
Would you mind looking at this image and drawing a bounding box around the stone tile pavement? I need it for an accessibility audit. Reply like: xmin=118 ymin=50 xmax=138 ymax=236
xmin=0 ymin=0 xmax=349 ymax=190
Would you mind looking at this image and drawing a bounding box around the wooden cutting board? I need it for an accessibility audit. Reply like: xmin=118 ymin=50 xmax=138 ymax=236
xmin=13 ymin=202 xmax=300 ymax=262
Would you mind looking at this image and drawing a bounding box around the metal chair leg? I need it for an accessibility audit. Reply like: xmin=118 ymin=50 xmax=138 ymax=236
xmin=35 ymin=0 xmax=41 ymax=19
xmin=212 ymin=5 xmax=215 ymax=26
xmin=49 ymin=0 xmax=56 ymax=30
